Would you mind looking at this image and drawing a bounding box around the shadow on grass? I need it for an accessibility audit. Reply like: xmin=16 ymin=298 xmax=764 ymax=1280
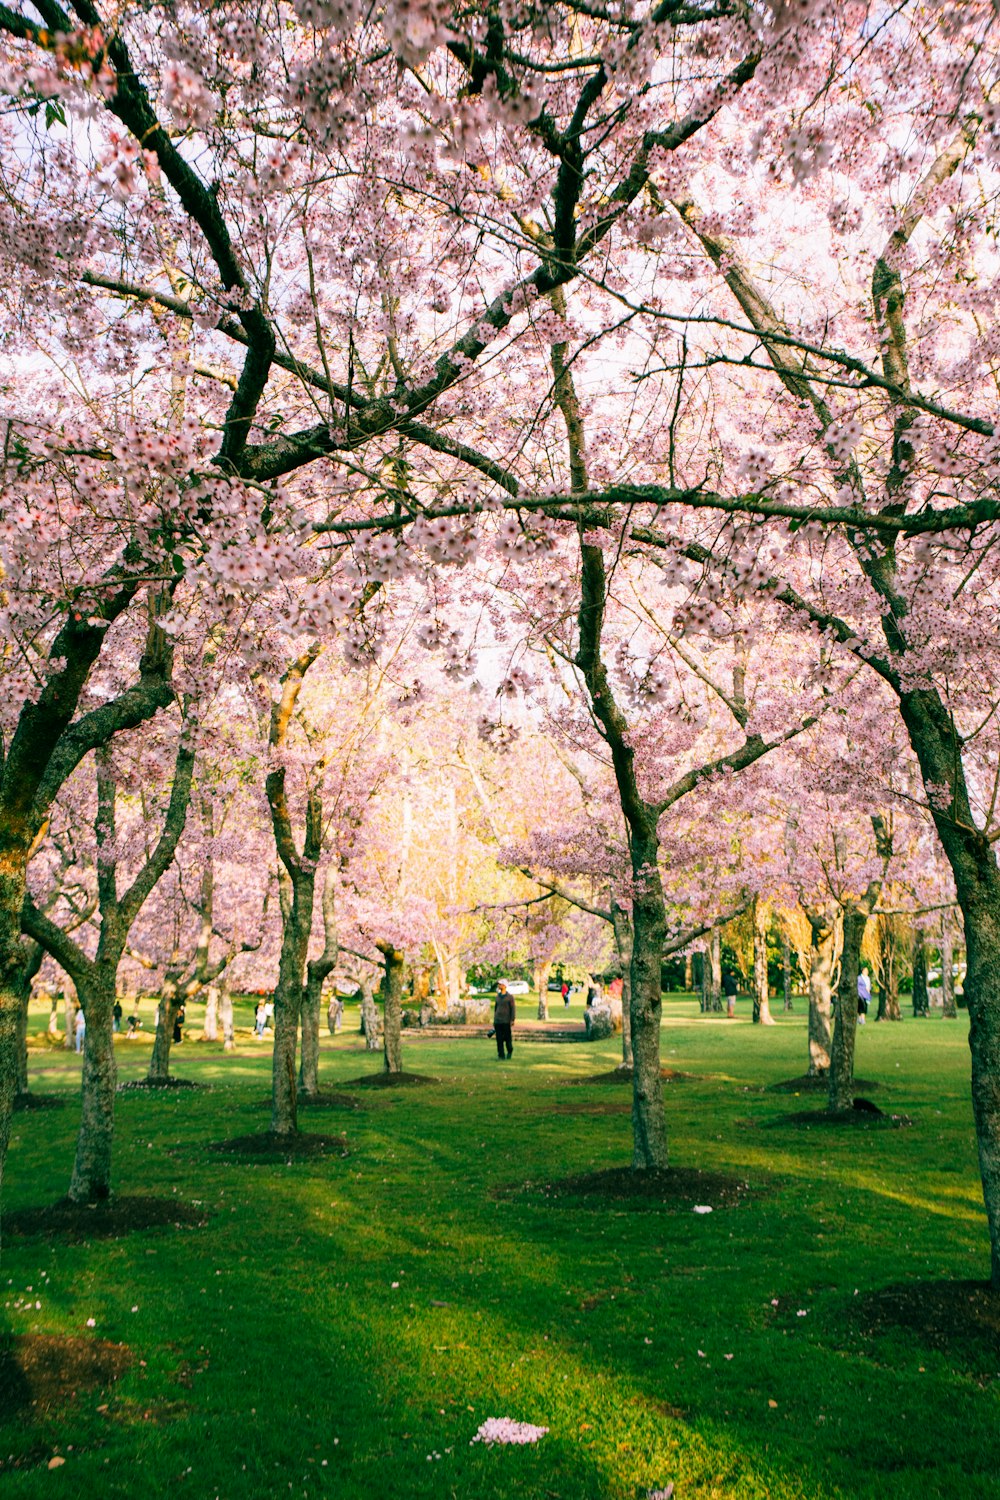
xmin=13 ymin=1093 xmax=67 ymax=1112
xmin=3 ymin=1196 xmax=209 ymax=1241
xmin=849 ymin=1280 xmax=1000 ymax=1385
xmin=774 ymin=1100 xmax=913 ymax=1129
xmin=768 ymin=1074 xmax=880 ymax=1093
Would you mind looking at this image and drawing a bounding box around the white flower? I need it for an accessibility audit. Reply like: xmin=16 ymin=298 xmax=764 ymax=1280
xmin=692 ymin=1204 xmax=713 ymax=1214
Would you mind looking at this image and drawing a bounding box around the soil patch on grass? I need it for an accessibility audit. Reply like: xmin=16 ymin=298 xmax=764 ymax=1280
xmin=853 ymin=1281 xmax=1000 ymax=1384
xmin=209 ymin=1130 xmax=348 ymax=1159
xmin=779 ymin=1099 xmax=912 ymax=1128
xmin=506 ymin=1165 xmax=757 ymax=1210
xmin=769 ymin=1074 xmax=880 ymax=1094
xmin=551 ymin=1099 xmax=630 ymax=1116
xmin=571 ymin=1067 xmax=697 ymax=1086
xmin=13 ymin=1093 xmax=67 ymax=1112
xmin=0 ymin=1334 xmax=131 ymax=1419
xmin=3 ymin=1195 xmax=208 ymax=1241
xmin=339 ymin=1071 xmax=438 ymax=1089
xmin=118 ymin=1077 xmax=204 ymax=1092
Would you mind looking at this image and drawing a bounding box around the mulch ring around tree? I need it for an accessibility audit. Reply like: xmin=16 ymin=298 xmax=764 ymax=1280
xmin=768 ymin=1074 xmax=880 ymax=1094
xmin=208 ymin=1131 xmax=348 ymax=1160
xmin=777 ymin=1098 xmax=913 ymax=1128
xmin=0 ymin=1334 xmax=132 ymax=1420
xmin=338 ymin=1071 xmax=439 ymax=1089
xmin=13 ymin=1093 xmax=67 ymax=1112
xmin=570 ymin=1067 xmax=698 ymax=1086
xmin=501 ymin=1165 xmax=759 ymax=1211
xmin=117 ymin=1077 xmax=205 ymax=1093
xmin=255 ymin=1091 xmax=363 ymax=1111
xmin=3 ymin=1196 xmax=209 ymax=1242
xmin=851 ymin=1281 xmax=1000 ymax=1385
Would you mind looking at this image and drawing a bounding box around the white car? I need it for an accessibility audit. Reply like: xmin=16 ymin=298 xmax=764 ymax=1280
xmin=499 ymin=979 xmax=530 ymax=995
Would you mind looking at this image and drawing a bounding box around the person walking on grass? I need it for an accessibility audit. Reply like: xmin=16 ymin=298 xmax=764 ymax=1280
xmin=74 ymin=1005 xmax=86 ymax=1053
xmin=493 ymin=980 xmax=515 ymax=1060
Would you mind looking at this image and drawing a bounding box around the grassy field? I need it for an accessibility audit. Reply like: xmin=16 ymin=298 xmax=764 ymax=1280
xmin=1 ymin=995 xmax=997 ymax=1499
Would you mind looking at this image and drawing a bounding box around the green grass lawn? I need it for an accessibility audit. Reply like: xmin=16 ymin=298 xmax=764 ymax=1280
xmin=2 ymin=996 xmax=997 ymax=1498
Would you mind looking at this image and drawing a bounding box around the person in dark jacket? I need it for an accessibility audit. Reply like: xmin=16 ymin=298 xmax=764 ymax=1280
xmin=493 ymin=981 xmax=515 ymax=1059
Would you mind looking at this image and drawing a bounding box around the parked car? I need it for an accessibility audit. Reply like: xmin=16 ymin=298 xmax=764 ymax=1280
xmin=499 ymin=979 xmax=530 ymax=995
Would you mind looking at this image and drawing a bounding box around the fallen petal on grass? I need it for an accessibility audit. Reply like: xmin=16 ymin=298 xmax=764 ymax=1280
xmin=471 ymin=1417 xmax=548 ymax=1446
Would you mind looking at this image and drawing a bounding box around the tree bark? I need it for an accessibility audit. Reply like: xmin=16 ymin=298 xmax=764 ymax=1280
xmin=876 ymin=918 xmax=902 ymax=1020
xmin=828 ymin=906 xmax=865 ymax=1111
xmin=752 ymin=900 xmax=775 ymax=1025
xmin=203 ymin=984 xmax=219 ymax=1041
xmin=782 ymin=932 xmax=792 ymax=1012
xmin=146 ymin=977 xmax=181 ymax=1082
xmin=360 ymin=979 xmax=380 ymax=1050
xmin=805 ymin=906 xmax=839 ymax=1076
xmin=300 ymin=870 xmax=338 ymax=1095
xmin=941 ymin=924 xmax=957 ymax=1019
xmin=535 ymin=958 xmax=550 ymax=1021
xmin=709 ymin=927 xmax=723 ymax=1013
xmin=912 ymin=929 xmax=929 ymax=1016
xmin=629 ymin=835 xmax=668 ymax=1167
xmin=379 ymin=942 xmax=405 ymax=1075
xmin=612 ymin=900 xmax=634 ymax=1069
xmin=219 ymin=980 xmax=235 ymax=1051
xmin=67 ymin=971 xmax=117 ymax=1203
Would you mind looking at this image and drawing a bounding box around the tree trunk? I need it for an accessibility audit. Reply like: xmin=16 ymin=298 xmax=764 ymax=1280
xmin=48 ymin=995 xmax=59 ymax=1035
xmin=876 ymin=919 xmax=902 ymax=1020
xmin=941 ymin=926 xmax=957 ymax=1019
xmin=360 ymin=979 xmax=380 ymax=1050
xmin=299 ymin=976 xmax=321 ymax=1095
xmin=806 ymin=906 xmax=839 ymax=1075
xmin=684 ymin=952 xmax=693 ymax=991
xmin=146 ymin=979 xmax=180 ymax=1082
xmin=14 ymin=976 xmax=30 ymax=1099
xmin=753 ymin=901 xmax=775 ymax=1025
xmin=709 ymin=927 xmax=722 ymax=1012
xmin=612 ymin=901 xmax=634 ymax=1069
xmin=783 ymin=933 xmax=792 ymax=1011
xmin=699 ymin=944 xmax=710 ymax=1013
xmin=535 ymin=958 xmax=550 ymax=1021
xmin=203 ymin=984 xmax=219 ymax=1041
xmin=67 ymin=971 xmax=118 ymax=1203
xmin=629 ymin=835 xmax=668 ymax=1168
xmin=270 ymin=858 xmax=319 ymax=1134
xmin=219 ymin=981 xmax=235 ymax=1051
xmin=912 ymin=929 xmax=929 ymax=1016
xmin=271 ymin=986 xmax=299 ymax=1134
xmin=380 ymin=944 xmax=405 ymax=1075
xmin=63 ymin=991 xmax=75 ymax=1049
xmin=828 ymin=905 xmax=865 ymax=1112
